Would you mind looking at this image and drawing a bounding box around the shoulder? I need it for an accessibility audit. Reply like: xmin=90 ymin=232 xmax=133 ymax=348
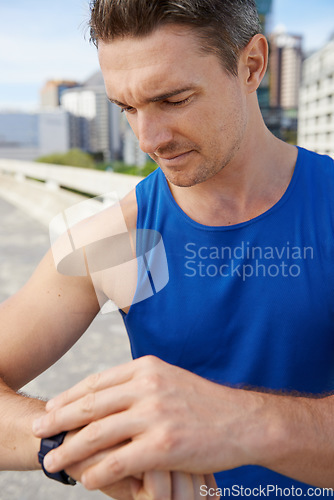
xmin=297 ymin=147 xmax=334 ymax=173
xmin=296 ymin=147 xmax=334 ymax=195
xmin=118 ymin=168 xmax=162 ymax=230
xmin=120 ymin=188 xmax=138 ymax=232
xmin=135 ymin=168 xmax=162 ymax=198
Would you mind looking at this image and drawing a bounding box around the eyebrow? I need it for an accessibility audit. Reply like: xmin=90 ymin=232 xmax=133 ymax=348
xmin=108 ymin=87 xmax=196 ymax=107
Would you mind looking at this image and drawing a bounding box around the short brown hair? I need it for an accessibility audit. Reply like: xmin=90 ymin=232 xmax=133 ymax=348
xmin=89 ymin=0 xmax=261 ymax=76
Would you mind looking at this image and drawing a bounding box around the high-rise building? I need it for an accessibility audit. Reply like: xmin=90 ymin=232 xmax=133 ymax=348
xmin=61 ymin=71 xmax=122 ymax=161
xmin=122 ymin=116 xmax=148 ymax=168
xmin=269 ymin=30 xmax=303 ymax=110
xmin=38 ymin=109 xmax=70 ymax=157
xmin=254 ymin=0 xmax=286 ymax=138
xmin=40 ymin=80 xmax=79 ymax=109
xmin=298 ymin=38 xmax=334 ymax=158
xmin=255 ymin=1 xmax=303 ymax=142
xmin=267 ymin=29 xmax=303 ymax=143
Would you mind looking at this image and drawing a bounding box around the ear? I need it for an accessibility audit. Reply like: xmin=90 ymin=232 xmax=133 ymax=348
xmin=239 ymin=34 xmax=268 ymax=94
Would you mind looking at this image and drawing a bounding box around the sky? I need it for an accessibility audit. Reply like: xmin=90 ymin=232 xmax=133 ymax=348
xmin=0 ymin=0 xmax=333 ymax=112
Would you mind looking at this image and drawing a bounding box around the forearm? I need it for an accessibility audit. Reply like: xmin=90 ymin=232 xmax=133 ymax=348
xmin=0 ymin=378 xmax=46 ymax=470
xmin=253 ymin=391 xmax=334 ymax=488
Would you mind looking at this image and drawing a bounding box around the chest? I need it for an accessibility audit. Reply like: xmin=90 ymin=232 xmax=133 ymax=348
xmin=124 ymin=219 xmax=334 ymax=393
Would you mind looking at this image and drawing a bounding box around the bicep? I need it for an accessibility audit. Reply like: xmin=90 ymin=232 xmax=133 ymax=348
xmin=0 ymin=191 xmax=138 ymax=391
xmin=0 ymin=248 xmax=101 ymax=391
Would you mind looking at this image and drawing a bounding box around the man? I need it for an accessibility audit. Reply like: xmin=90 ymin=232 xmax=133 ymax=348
xmin=1 ymin=0 xmax=334 ymax=498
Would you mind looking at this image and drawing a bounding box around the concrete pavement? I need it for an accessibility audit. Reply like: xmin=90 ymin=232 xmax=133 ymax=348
xmin=0 ymin=177 xmax=132 ymax=500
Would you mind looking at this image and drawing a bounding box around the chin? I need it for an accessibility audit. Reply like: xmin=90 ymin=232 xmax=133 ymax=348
xmin=163 ymin=165 xmax=222 ymax=188
xmin=161 ymin=169 xmax=199 ymax=188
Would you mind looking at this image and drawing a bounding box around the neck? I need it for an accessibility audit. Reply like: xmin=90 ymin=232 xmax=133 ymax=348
xmin=168 ymin=105 xmax=298 ymax=226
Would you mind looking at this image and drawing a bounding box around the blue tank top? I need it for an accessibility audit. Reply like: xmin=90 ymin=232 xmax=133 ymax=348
xmin=121 ymin=147 xmax=334 ymax=493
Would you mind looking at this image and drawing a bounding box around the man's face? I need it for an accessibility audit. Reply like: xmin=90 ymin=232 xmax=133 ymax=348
xmin=98 ymin=25 xmax=249 ymax=188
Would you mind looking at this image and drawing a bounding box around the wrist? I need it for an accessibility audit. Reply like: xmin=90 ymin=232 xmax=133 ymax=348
xmin=38 ymin=432 xmax=76 ymax=485
xmin=215 ymin=388 xmax=290 ymax=470
xmin=8 ymin=398 xmax=46 ymax=471
xmin=247 ymin=392 xmax=324 ymax=469
xmin=246 ymin=391 xmax=289 ymax=468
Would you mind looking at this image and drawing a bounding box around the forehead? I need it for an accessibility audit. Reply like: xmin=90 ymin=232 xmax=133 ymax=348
xmin=98 ymin=25 xmax=219 ymax=102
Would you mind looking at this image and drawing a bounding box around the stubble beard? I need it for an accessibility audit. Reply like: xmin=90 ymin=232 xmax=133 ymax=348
xmin=158 ymin=140 xmax=243 ymax=188
xmin=151 ymin=118 xmax=246 ymax=188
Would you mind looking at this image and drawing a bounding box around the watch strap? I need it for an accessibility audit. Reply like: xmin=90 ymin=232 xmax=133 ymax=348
xmin=38 ymin=431 xmax=76 ymax=485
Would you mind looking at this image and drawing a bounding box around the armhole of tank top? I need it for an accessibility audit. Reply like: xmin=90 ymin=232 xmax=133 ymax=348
xmin=119 ymin=181 xmax=148 ymax=319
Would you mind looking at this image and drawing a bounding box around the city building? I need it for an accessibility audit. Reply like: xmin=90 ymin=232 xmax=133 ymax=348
xmin=0 ymin=109 xmax=69 ymax=161
xmin=269 ymin=29 xmax=303 ymax=111
xmin=40 ymin=80 xmax=79 ymax=109
xmin=0 ymin=112 xmax=39 ymax=161
xmin=298 ymin=37 xmax=334 ymax=158
xmin=61 ymin=71 xmax=122 ymax=162
xmin=122 ymin=115 xmax=148 ymax=168
xmin=268 ymin=29 xmax=303 ymax=143
xmin=38 ymin=109 xmax=70 ymax=157
xmin=254 ymin=0 xmax=286 ymax=138
xmin=254 ymin=1 xmax=304 ymax=143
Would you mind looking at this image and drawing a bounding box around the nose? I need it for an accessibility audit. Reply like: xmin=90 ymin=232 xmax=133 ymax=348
xmin=136 ymin=111 xmax=173 ymax=154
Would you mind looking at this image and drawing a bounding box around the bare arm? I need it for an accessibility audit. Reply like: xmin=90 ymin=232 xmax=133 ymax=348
xmin=0 ymin=191 xmax=140 ymax=472
xmin=0 ymin=378 xmax=45 ymax=470
xmin=256 ymin=390 xmax=334 ymax=488
xmin=0 ymin=246 xmax=100 ymax=469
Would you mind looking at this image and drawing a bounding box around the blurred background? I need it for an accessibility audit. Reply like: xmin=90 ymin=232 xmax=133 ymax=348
xmin=0 ymin=1 xmax=333 ymax=499
xmin=0 ymin=0 xmax=334 ymax=170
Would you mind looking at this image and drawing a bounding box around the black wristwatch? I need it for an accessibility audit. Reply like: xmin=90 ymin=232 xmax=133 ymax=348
xmin=38 ymin=431 xmax=76 ymax=485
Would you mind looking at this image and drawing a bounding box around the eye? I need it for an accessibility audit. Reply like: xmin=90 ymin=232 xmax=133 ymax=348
xmin=120 ymin=106 xmax=136 ymax=114
xmin=166 ymin=96 xmax=192 ymax=107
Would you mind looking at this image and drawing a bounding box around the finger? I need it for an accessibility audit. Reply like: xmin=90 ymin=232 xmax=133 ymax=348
xmin=171 ymin=471 xmax=195 ymax=500
xmin=204 ymin=474 xmax=220 ymax=498
xmin=129 ymin=477 xmax=143 ymax=498
xmin=100 ymin=477 xmax=134 ymax=500
xmin=66 ymin=442 xmax=125 ymax=480
xmin=45 ymin=359 xmax=138 ymax=411
xmin=80 ymin=439 xmax=163 ymax=491
xmin=131 ymin=471 xmax=172 ymax=500
xmin=191 ymin=474 xmax=205 ymax=499
xmin=143 ymin=471 xmax=172 ymax=499
xmin=33 ymin=382 xmax=135 ymax=438
xmin=43 ymin=411 xmax=140 ymax=474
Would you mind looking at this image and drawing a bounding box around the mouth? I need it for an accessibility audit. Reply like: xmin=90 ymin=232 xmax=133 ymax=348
xmin=156 ymin=150 xmax=194 ymax=165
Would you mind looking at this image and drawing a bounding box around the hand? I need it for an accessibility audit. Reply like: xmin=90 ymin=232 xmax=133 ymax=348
xmin=65 ymin=438 xmax=220 ymax=499
xmin=129 ymin=471 xmax=220 ymax=499
xmin=33 ymin=356 xmax=262 ymax=490
xmin=61 ymin=438 xmax=135 ymax=499
xmin=71 ymin=462 xmax=219 ymax=500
